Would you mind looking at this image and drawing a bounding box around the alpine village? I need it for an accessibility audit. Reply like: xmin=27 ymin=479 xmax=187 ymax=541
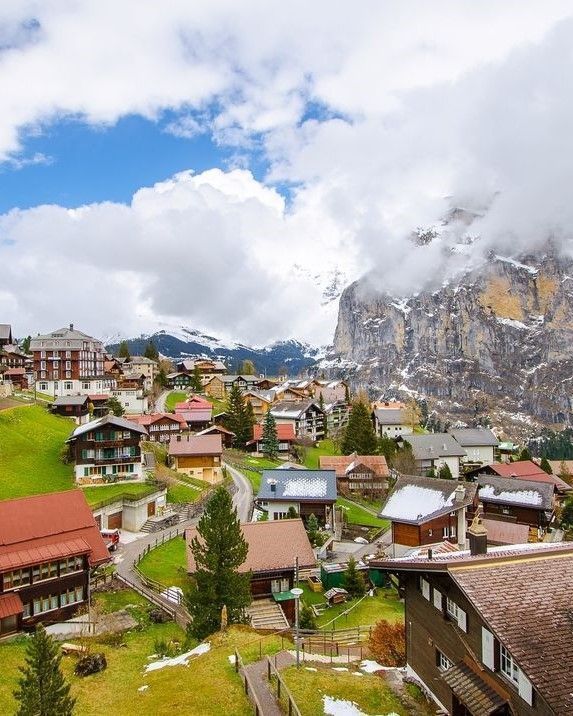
xmin=0 ymin=319 xmax=571 ymax=716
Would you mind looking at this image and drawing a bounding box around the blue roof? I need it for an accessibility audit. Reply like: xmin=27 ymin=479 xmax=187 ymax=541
xmin=257 ymin=469 xmax=337 ymax=502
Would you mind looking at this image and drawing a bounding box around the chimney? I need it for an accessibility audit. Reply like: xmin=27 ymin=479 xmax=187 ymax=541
xmin=454 ymin=485 xmax=466 ymax=503
xmin=69 ymin=323 xmax=74 ymax=331
xmin=467 ymin=512 xmax=488 ymax=556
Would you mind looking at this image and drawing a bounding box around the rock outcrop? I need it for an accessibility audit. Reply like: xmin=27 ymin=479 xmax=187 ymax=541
xmin=327 ymin=251 xmax=573 ymax=433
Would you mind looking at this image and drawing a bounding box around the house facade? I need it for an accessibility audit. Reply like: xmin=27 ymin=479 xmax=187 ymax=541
xmin=319 ymin=453 xmax=390 ymax=495
xmin=448 ymin=428 xmax=499 ymax=466
xmin=379 ymin=475 xmax=478 ymax=557
xmin=406 ymin=434 xmax=466 ymax=479
xmin=168 ymin=434 xmax=223 ymax=484
xmin=246 ymin=423 xmax=296 ymax=457
xmin=270 ymin=400 xmax=325 ymax=442
xmin=0 ymin=490 xmax=110 ymax=636
xmin=204 ymin=374 xmax=261 ymax=399
xmin=371 ymin=536 xmax=573 ymax=715
xmin=373 ymin=406 xmax=413 ymax=439
xmin=91 ymin=487 xmax=168 ymax=531
xmin=67 ymin=415 xmax=148 ymax=483
xmin=51 ymin=395 xmax=91 ymax=424
xmin=255 ymin=469 xmax=337 ymax=527
xmin=122 ymin=356 xmax=157 ymax=391
xmin=30 ymin=324 xmax=106 ymax=397
xmin=126 ymin=413 xmax=186 ymax=442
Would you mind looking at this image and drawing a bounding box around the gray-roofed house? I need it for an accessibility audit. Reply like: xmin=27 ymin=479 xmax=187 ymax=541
xmin=255 ymin=469 xmax=337 ymax=528
xmin=270 ymin=400 xmax=325 ymax=442
xmin=66 ymin=414 xmax=148 ymax=483
xmin=372 ymin=408 xmax=413 ymax=439
xmin=474 ymin=475 xmax=555 ymax=536
xmin=379 ymin=475 xmax=478 ymax=557
xmin=448 ymin=428 xmax=499 ymax=466
xmin=0 ymin=324 xmax=13 ymax=348
xmin=51 ymin=395 xmax=91 ymax=424
xmin=405 ymin=433 xmax=467 ymax=479
xmin=370 ymin=536 xmax=573 ymax=716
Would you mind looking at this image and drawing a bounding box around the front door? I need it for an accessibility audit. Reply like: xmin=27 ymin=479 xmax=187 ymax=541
xmin=147 ymin=501 xmax=156 ymax=517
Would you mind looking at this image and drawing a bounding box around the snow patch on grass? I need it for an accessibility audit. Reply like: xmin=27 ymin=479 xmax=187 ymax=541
xmin=145 ymin=642 xmax=211 ymax=672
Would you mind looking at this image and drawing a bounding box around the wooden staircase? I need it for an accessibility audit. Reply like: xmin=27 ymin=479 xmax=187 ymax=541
xmin=246 ymin=599 xmax=289 ymax=631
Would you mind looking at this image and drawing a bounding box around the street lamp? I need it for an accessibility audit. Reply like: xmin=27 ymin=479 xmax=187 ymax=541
xmin=291 ymin=587 xmax=303 ymax=668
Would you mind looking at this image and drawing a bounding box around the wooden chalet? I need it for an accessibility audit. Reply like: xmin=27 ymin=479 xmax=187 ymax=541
xmin=204 ymin=374 xmax=261 ymax=399
xmin=270 ymin=400 xmax=325 ymax=442
xmin=66 ymin=414 xmax=148 ymax=484
xmin=126 ymin=412 xmax=186 ymax=442
xmin=319 ymin=452 xmax=389 ymax=495
xmin=0 ymin=490 xmax=110 ymax=636
xmin=51 ymin=395 xmax=90 ymax=424
xmin=196 ymin=424 xmax=235 ymax=449
xmin=468 ymin=461 xmax=573 ymax=496
xmin=185 ymin=518 xmax=316 ymax=622
xmin=255 ymin=469 xmax=337 ymax=528
xmin=3 ymin=368 xmax=28 ymax=389
xmin=371 ymin=532 xmax=573 ymax=716
xmin=168 ymin=434 xmax=223 ymax=484
xmin=379 ymin=475 xmax=478 ymax=557
xmin=246 ymin=423 xmax=296 ymax=456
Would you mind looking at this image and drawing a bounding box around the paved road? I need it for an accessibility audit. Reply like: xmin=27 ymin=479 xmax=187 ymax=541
xmin=154 ymin=389 xmax=170 ymax=413
xmin=225 ymin=462 xmax=253 ymax=522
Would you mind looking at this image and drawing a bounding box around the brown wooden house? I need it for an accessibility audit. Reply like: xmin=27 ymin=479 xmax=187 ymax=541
xmin=51 ymin=395 xmax=90 ymax=423
xmin=371 ymin=533 xmax=573 ymax=715
xmin=168 ymin=434 xmax=223 ymax=484
xmin=196 ymin=424 xmax=235 ymax=449
xmin=379 ymin=475 xmax=478 ymax=557
xmin=126 ymin=412 xmax=186 ymax=442
xmin=0 ymin=490 xmax=110 ymax=636
xmin=319 ymin=453 xmax=390 ymax=495
xmin=186 ymin=518 xmax=316 ymax=622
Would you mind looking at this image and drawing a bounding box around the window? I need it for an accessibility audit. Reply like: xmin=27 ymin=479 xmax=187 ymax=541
xmin=419 ymin=577 xmax=430 ymax=601
xmin=23 ymin=603 xmax=31 ymax=618
xmin=500 ymin=645 xmax=520 ymax=685
xmin=3 ymin=568 xmax=31 ymax=590
xmin=61 ymin=586 xmax=84 ymax=606
xmin=60 ymin=556 xmax=83 ymax=574
xmin=82 ymin=382 xmax=90 ymax=390
xmin=437 ymin=650 xmax=453 ymax=672
xmin=442 ymin=525 xmax=456 ymax=538
xmin=64 ymin=381 xmax=73 ymax=390
xmin=446 ymin=597 xmax=458 ymax=620
xmin=32 ymin=562 xmax=58 ymax=582
xmin=33 ymin=595 xmax=59 ymax=615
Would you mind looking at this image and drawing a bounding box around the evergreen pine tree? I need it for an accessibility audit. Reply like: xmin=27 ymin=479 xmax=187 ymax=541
xmin=143 ymin=341 xmax=159 ymax=361
xmin=226 ymin=384 xmax=250 ymax=449
xmin=185 ymin=488 xmax=250 ymax=639
xmin=261 ymin=410 xmax=279 ymax=460
xmin=306 ymin=513 xmax=320 ymax=545
xmin=377 ymin=435 xmax=397 ymax=462
xmin=106 ymin=396 xmax=124 ymax=417
xmin=21 ymin=335 xmax=32 ymax=354
xmin=14 ymin=624 xmax=76 ymax=716
xmin=286 ymin=506 xmax=298 ymax=518
xmin=245 ymin=402 xmax=256 ymax=440
xmin=438 ymin=463 xmax=453 ymax=479
xmin=190 ymin=365 xmax=203 ymax=393
xmin=341 ymin=401 xmax=377 ymax=455
xmin=117 ymin=341 xmax=130 ymax=359
xmin=342 ymin=556 xmax=367 ymax=598
xmin=540 ymin=456 xmax=552 ymax=474
xmin=519 ymin=446 xmax=532 ymax=461
xmin=299 ymin=602 xmax=317 ymax=630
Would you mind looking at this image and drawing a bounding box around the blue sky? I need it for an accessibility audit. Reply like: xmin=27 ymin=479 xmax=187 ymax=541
xmin=0 ymin=114 xmax=267 ymax=213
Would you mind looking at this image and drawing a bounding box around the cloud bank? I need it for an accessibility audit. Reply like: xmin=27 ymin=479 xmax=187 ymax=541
xmin=2 ymin=2 xmax=573 ymax=343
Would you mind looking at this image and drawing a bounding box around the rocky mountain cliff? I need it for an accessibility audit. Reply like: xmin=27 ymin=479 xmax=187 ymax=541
xmin=326 ymin=251 xmax=573 ymax=434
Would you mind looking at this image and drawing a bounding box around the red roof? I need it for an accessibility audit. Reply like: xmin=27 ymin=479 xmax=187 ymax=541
xmin=0 ymin=490 xmax=110 ymax=569
xmin=488 ymin=460 xmax=546 ymax=478
xmin=126 ymin=412 xmax=186 ymax=427
xmin=250 ymin=423 xmax=296 ymax=442
xmin=0 ymin=538 xmax=91 ymax=571
xmin=175 ymin=396 xmax=212 ymax=411
xmin=88 ymin=394 xmax=110 ymax=401
xmin=168 ymin=434 xmax=222 ymax=456
xmin=319 ymin=453 xmax=390 ymax=478
xmin=0 ymin=592 xmax=23 ymax=619
xmin=5 ymin=368 xmax=26 ymax=375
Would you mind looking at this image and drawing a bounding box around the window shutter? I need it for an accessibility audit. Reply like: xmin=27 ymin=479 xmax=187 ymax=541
xmin=433 ymin=588 xmax=443 ymax=611
xmin=421 ymin=578 xmax=430 ymax=601
xmin=481 ymin=627 xmax=495 ymax=670
xmin=457 ymin=608 xmax=467 ymax=632
xmin=518 ymin=671 xmax=533 ymax=705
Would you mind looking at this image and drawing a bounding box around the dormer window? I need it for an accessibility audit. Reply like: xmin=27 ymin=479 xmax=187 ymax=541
xmin=500 ymin=644 xmax=520 ymax=685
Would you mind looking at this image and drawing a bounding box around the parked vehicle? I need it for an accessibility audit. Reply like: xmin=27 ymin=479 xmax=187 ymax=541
xmin=100 ymin=528 xmax=120 ymax=552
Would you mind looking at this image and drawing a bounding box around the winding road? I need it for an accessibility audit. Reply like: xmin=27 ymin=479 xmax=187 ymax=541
xmin=154 ymin=388 xmax=170 ymax=413
xmin=225 ymin=462 xmax=254 ymax=522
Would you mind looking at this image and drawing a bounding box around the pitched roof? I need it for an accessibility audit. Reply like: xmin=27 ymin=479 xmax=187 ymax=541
xmin=175 ymin=397 xmax=212 ymax=410
xmin=185 ymin=518 xmax=316 ymax=574
xmin=53 ymin=395 xmax=89 ymax=407
xmin=250 ymin=423 xmax=296 ymax=442
xmin=219 ymin=374 xmax=260 ymax=384
xmin=486 ymin=460 xmax=546 ymax=478
xmin=442 ymin=662 xmax=506 ymax=716
xmin=0 ymin=592 xmax=23 ymax=619
xmin=4 ymin=368 xmax=27 ymax=376
xmin=476 ymin=475 xmax=554 ymax=511
xmin=168 ymin=434 xmax=222 ymax=456
xmin=373 ymin=408 xmax=406 ymax=425
xmin=270 ymin=400 xmax=323 ymax=418
xmin=126 ymin=412 xmax=186 ymax=427
xmin=0 ymin=324 xmax=13 ymax=341
xmin=319 ymin=453 xmax=389 ymax=478
xmin=379 ymin=475 xmax=477 ymax=524
xmin=181 ymin=409 xmax=212 ymax=423
xmin=257 ymin=469 xmax=337 ymax=502
xmin=451 ymin=547 xmax=573 ymax=715
xmin=196 ymin=425 xmax=236 ymax=437
xmin=405 ymin=433 xmax=467 ymax=459
xmin=481 ymin=518 xmax=529 ymax=545
xmin=67 ymin=414 xmax=148 ymax=440
xmin=448 ymin=428 xmax=499 ymax=448
xmin=0 ymin=490 xmax=110 ymax=568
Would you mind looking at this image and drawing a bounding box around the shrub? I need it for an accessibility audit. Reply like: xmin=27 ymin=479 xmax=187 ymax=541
xmin=368 ymin=619 xmax=406 ymax=666
xmin=299 ymin=603 xmax=317 ymax=630
xmin=75 ymin=653 xmax=107 ymax=677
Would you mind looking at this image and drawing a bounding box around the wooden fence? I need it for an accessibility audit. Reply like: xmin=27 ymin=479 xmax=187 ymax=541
xmin=266 ymin=656 xmax=303 ymax=716
xmin=234 ymin=649 xmax=265 ymax=716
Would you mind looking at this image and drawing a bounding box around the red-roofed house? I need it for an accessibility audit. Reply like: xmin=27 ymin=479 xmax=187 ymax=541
xmin=126 ymin=412 xmax=186 ymax=442
xmin=469 ymin=460 xmax=573 ymax=496
xmin=319 ymin=453 xmax=390 ymax=495
xmin=246 ymin=423 xmax=296 ymax=457
xmin=168 ymin=434 xmax=223 ymax=484
xmin=0 ymin=490 xmax=110 ymax=635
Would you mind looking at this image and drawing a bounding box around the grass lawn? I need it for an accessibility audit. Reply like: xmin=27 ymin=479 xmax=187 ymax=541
xmin=281 ymin=663 xmax=409 ymax=716
xmin=299 ymin=584 xmax=403 ymax=629
xmin=204 ymin=395 xmax=227 ymax=415
xmin=81 ymin=482 xmax=160 ymax=509
xmin=137 ymin=536 xmax=188 ymax=589
xmin=337 ymin=497 xmax=389 ymax=529
xmin=14 ymin=389 xmax=55 ymax=403
xmin=303 ymin=439 xmax=340 ymax=469
xmin=164 ymin=391 xmax=187 ymax=412
xmin=0 ymin=405 xmax=74 ymax=499
xmin=92 ymin=587 xmax=151 ymax=614
xmin=224 ymin=451 xmax=282 ymax=492
xmin=0 ymin=619 xmax=281 ymax=716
